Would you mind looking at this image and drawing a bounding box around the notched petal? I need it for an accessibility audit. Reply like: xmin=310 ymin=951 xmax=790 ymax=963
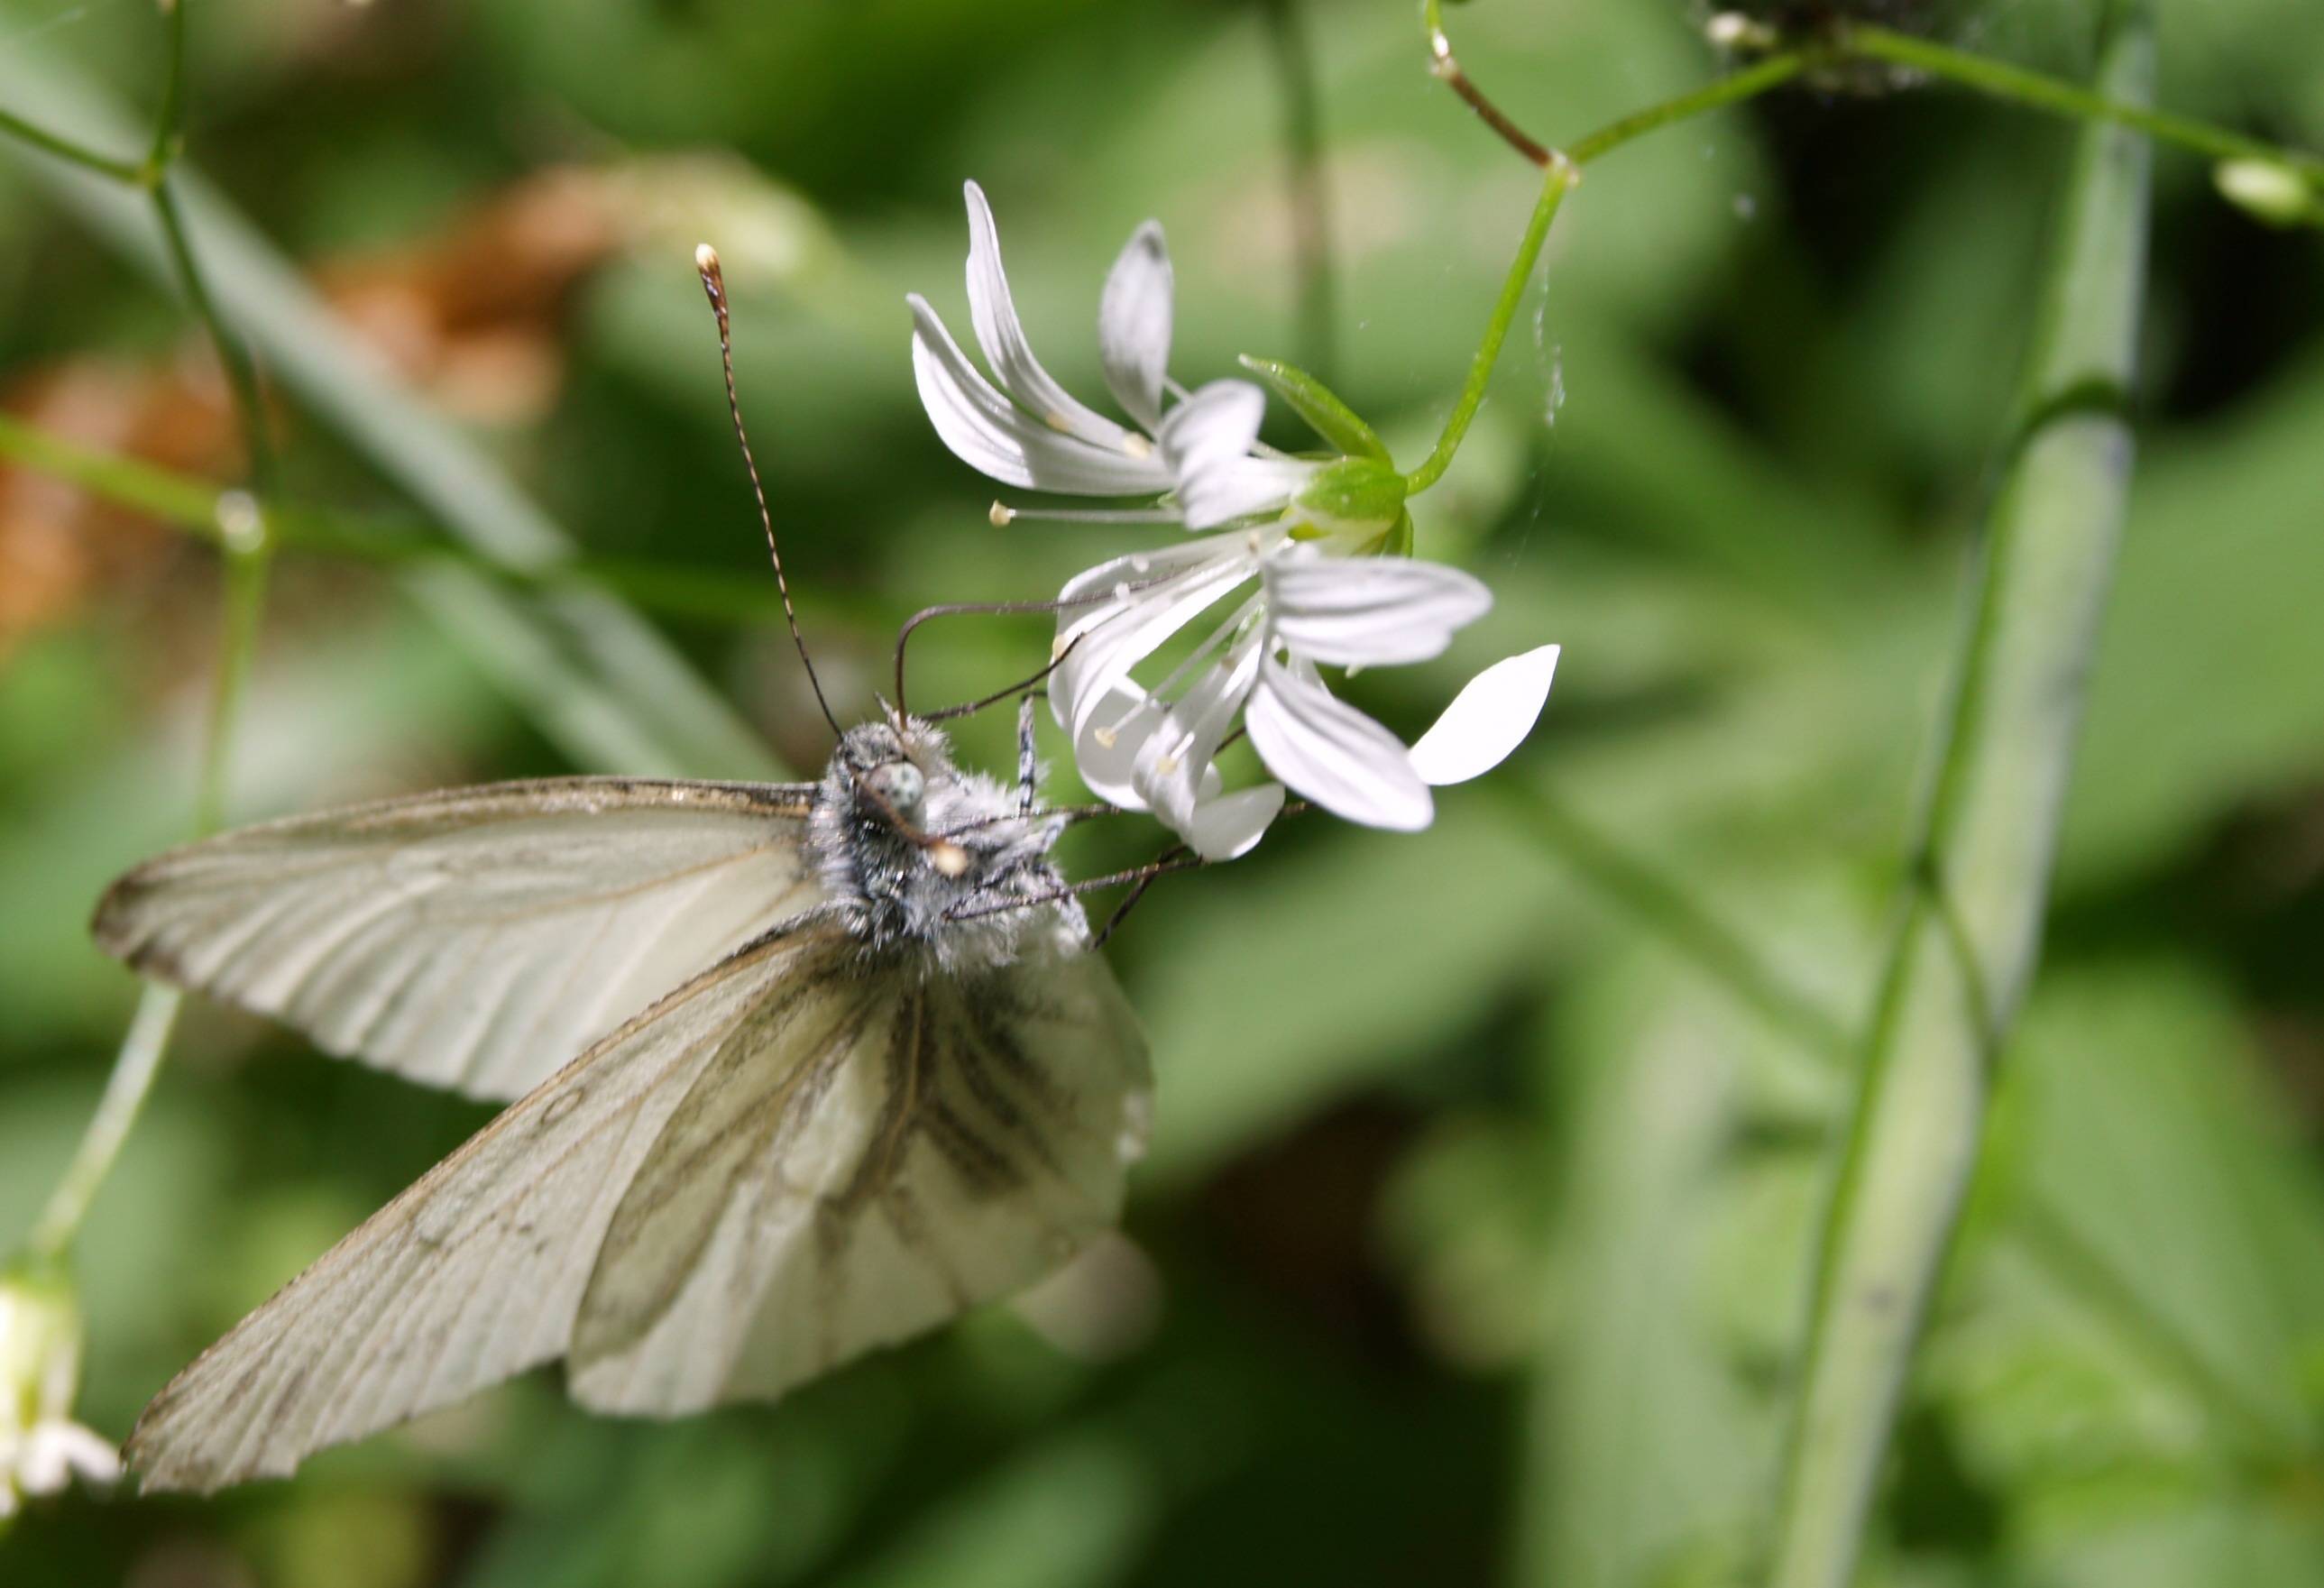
xmin=961 ymin=181 xmax=1138 ymax=453
xmin=1100 ymin=220 xmax=1172 ymax=432
xmin=912 ymin=295 xmax=1171 ymax=495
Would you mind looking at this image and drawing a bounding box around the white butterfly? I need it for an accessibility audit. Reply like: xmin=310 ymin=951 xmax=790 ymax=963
xmin=92 ymin=715 xmax=1151 ymax=1493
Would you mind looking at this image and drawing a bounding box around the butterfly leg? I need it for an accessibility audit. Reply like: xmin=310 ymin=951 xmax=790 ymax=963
xmin=1091 ymin=844 xmax=1191 ymax=949
xmin=1015 ymin=693 xmax=1039 ymax=815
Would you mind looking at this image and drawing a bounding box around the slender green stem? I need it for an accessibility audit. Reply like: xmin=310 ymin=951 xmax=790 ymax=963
xmin=146 ymin=0 xmax=191 ymax=175
xmin=0 ymin=411 xmax=221 ymax=523
xmin=148 ymin=17 xmax=283 ymax=838
xmin=1423 ymin=0 xmax=1555 ymax=168
xmin=24 ymin=988 xmax=185 ymax=1262
xmin=152 ymin=178 xmax=280 ymax=504
xmin=151 ymin=139 xmax=280 ymax=848
xmin=1402 ymin=159 xmax=1574 ymax=495
xmin=1841 ymin=22 xmax=2323 ymax=181
xmin=11 ymin=0 xmax=280 ymax=1269
xmin=194 ymin=539 xmax=272 ymax=835
xmin=1261 ymin=0 xmax=1336 ymax=381
xmin=1565 ymin=51 xmax=1814 ymax=167
xmin=1497 ymin=776 xmax=2311 ymax=1467
xmin=1766 ymin=5 xmax=2156 ymax=1583
xmin=1410 ymin=4 xmax=1813 ymax=497
xmin=0 ymin=105 xmax=142 ymax=182
xmin=1427 ymin=0 xmax=1814 ymax=173
xmin=0 ymin=414 xmax=886 ymax=629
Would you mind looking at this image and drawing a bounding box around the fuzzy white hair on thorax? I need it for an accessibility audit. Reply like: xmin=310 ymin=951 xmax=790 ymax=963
xmin=805 ymin=719 xmax=1086 ymax=977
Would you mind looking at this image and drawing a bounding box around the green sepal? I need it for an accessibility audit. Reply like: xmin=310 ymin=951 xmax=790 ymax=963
xmin=1291 ymin=455 xmax=1410 ymax=537
xmin=1237 ymin=354 xmax=1391 ymax=463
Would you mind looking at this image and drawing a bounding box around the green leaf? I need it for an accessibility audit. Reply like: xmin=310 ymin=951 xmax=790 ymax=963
xmin=1923 ymin=963 xmax=2324 ymax=1585
xmin=1518 ymin=950 xmax=1770 ymax=1588
xmin=1998 ymin=965 xmax=2324 ymax=1455
xmin=821 ymin=1430 xmax=1154 ymax=1588
xmin=1237 ymin=353 xmax=1390 ymax=461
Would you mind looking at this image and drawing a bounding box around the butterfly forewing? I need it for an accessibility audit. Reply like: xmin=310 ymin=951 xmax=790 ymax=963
xmin=94 ymin=777 xmax=820 ymax=1100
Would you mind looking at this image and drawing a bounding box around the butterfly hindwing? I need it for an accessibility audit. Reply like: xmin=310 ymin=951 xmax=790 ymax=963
xmin=93 ymin=777 xmax=821 ymax=1100
xmin=565 ymin=936 xmax=1152 ymax=1413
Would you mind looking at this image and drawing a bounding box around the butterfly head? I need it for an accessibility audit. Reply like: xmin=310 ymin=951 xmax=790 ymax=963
xmin=812 ymin=718 xmax=1079 ymax=970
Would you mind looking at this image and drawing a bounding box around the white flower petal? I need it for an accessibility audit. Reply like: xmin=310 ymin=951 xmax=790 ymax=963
xmin=1131 ymin=644 xmax=1257 ymax=817
xmin=1099 ymin=220 xmax=1172 ymax=432
xmin=962 ymin=181 xmax=1139 ymax=453
xmin=1052 ymin=536 xmax=1255 ymax=732
xmin=18 ymin=1422 xmax=119 ymax=1494
xmin=1264 ymin=554 xmax=1493 ymax=666
xmin=1155 ymin=378 xmax=1262 ymax=469
xmin=1052 ymin=546 xmax=1258 ymax=743
xmin=1156 ymin=380 xmax=1301 ymax=528
xmin=1409 ymin=645 xmax=1560 ymax=785
xmin=1053 ymin=531 xmax=1238 ymax=617
xmin=1070 ymin=684 xmax=1163 ymax=810
xmin=1131 ymin=642 xmax=1273 ymax=859
xmin=1193 ymin=455 xmax=1318 ymax=529
xmin=1062 ymin=665 xmax=1257 ymax=843
xmin=1182 ymin=782 xmax=1285 ymax=860
xmin=1245 ymin=655 xmax=1433 ymax=831
xmin=911 ymin=297 xmax=1170 ymax=495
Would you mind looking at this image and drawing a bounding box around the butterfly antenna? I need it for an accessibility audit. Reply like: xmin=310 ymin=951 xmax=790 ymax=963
xmin=893 ymin=567 xmax=1186 ymax=721
xmin=696 ymin=243 xmax=845 ymax=741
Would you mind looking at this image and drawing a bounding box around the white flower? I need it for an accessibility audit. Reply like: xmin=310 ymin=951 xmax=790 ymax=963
xmin=1053 ymin=537 xmax=1560 ymax=858
xmin=2 ymin=1422 xmax=121 ymax=1516
xmin=909 ymin=179 xmax=1561 ymax=858
xmin=1 ymin=1265 xmax=120 ymax=1517
xmin=908 ymin=181 xmax=1316 ymax=528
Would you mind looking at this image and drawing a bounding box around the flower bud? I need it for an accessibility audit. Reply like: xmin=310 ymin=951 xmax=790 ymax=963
xmin=1 ymin=1257 xmax=119 ymax=1519
xmin=2214 ymin=158 xmax=2317 ymax=228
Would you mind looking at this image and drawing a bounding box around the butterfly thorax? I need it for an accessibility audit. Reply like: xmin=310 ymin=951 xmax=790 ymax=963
xmin=807 ymin=720 xmax=1085 ymax=977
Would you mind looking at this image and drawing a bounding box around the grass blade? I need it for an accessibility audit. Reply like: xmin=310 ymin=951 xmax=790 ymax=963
xmin=1765 ymin=5 xmax=2155 ymax=1584
xmin=0 ymin=40 xmax=780 ymax=779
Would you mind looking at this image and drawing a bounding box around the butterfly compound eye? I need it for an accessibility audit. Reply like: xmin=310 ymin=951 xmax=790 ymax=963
xmin=866 ymin=759 xmax=926 ymax=822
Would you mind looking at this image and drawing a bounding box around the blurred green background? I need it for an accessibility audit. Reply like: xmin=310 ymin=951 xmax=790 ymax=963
xmin=4 ymin=0 xmax=2323 ymax=1583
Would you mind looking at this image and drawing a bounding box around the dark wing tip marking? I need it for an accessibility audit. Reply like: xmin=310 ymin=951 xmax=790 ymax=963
xmin=89 ymin=865 xmax=162 ymax=956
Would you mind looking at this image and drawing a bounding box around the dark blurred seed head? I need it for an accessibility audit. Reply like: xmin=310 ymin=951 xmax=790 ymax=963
xmin=1701 ymin=0 xmax=1956 ymax=30
xmin=1698 ymin=0 xmax=1974 ymax=96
